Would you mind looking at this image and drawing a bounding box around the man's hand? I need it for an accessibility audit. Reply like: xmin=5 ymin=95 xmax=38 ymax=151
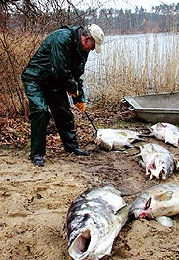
xmin=68 ymin=91 xmax=79 ymax=98
xmin=69 ymin=90 xmax=85 ymax=112
xmin=75 ymin=102 xmax=85 ymax=112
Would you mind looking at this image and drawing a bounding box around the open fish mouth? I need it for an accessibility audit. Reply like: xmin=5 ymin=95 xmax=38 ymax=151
xmin=69 ymin=229 xmax=91 ymax=258
xmin=146 ymin=151 xmax=174 ymax=180
xmin=146 ymin=158 xmax=164 ymax=179
xmin=149 ymin=167 xmax=167 ymax=180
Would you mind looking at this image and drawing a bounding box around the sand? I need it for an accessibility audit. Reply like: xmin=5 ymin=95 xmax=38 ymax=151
xmin=0 ymin=136 xmax=179 ymax=260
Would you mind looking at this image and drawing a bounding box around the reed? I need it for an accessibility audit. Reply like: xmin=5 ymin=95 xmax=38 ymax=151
xmin=84 ymin=33 xmax=179 ymax=108
xmin=0 ymin=32 xmax=179 ymax=115
xmin=0 ymin=30 xmax=44 ymax=115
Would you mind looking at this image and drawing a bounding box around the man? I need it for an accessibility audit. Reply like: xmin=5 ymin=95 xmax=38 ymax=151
xmin=21 ymin=24 xmax=104 ymax=167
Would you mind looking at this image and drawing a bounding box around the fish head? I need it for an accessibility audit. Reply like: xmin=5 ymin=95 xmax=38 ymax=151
xmin=67 ymin=185 xmax=129 ymax=260
xmin=68 ymin=226 xmax=99 ymax=260
xmin=174 ymin=157 xmax=179 ymax=171
xmin=147 ymin=153 xmax=174 ymax=180
xmin=151 ymin=123 xmax=166 ymax=140
xmin=67 ymin=207 xmax=128 ymax=260
xmin=96 ymin=129 xmax=115 ymax=150
xmin=165 ymin=129 xmax=179 ymax=147
xmin=129 ymin=192 xmax=153 ymax=219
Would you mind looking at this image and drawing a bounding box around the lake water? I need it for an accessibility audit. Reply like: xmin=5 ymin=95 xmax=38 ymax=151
xmin=86 ymin=32 xmax=179 ymax=71
xmin=83 ymin=32 xmax=179 ymax=99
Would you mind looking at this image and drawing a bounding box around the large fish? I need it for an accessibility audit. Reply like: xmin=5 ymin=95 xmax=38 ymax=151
xmin=136 ymin=143 xmax=175 ymax=180
xmin=66 ymin=185 xmax=129 ymax=260
xmin=129 ymin=183 xmax=179 ymax=227
xmin=96 ymin=128 xmax=142 ymax=151
xmin=149 ymin=122 xmax=179 ymax=147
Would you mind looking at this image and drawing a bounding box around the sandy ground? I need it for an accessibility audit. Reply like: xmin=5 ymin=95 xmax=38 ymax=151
xmin=0 ymin=134 xmax=179 ymax=260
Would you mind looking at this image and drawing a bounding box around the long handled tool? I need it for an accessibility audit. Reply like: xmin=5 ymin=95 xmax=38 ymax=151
xmin=85 ymin=111 xmax=98 ymax=134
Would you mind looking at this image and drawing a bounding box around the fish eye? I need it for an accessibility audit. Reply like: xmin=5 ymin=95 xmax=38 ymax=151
xmin=144 ymin=197 xmax=151 ymax=210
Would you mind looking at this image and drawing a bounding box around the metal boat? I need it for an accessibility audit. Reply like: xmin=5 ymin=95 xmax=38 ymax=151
xmin=123 ymin=91 xmax=179 ymax=124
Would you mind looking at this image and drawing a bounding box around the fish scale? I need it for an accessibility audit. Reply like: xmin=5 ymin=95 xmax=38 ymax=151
xmin=66 ymin=185 xmax=129 ymax=260
xmin=150 ymin=122 xmax=179 ymax=147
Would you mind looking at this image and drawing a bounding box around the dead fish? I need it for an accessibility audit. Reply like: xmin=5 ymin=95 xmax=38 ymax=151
xmin=136 ymin=143 xmax=175 ymax=180
xmin=129 ymin=183 xmax=179 ymax=227
xmin=66 ymin=185 xmax=129 ymax=260
xmin=96 ymin=128 xmax=142 ymax=151
xmin=150 ymin=122 xmax=179 ymax=147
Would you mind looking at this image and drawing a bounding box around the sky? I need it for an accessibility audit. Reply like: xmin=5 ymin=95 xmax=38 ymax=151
xmin=78 ymin=0 xmax=179 ymax=12
xmin=126 ymin=0 xmax=179 ymax=12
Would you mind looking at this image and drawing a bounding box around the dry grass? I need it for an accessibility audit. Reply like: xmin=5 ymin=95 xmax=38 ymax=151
xmin=0 ymin=31 xmax=45 ymax=115
xmin=0 ymin=31 xmax=179 ymax=115
xmin=84 ymin=33 xmax=179 ymax=107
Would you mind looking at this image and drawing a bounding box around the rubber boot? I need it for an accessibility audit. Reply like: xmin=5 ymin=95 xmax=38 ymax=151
xmin=30 ymin=110 xmax=51 ymax=158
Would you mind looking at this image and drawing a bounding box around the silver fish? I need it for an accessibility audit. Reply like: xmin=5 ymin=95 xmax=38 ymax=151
xmin=96 ymin=128 xmax=142 ymax=151
xmin=150 ymin=122 xmax=179 ymax=147
xmin=129 ymin=183 xmax=179 ymax=227
xmin=66 ymin=185 xmax=129 ymax=260
xmin=137 ymin=143 xmax=175 ymax=180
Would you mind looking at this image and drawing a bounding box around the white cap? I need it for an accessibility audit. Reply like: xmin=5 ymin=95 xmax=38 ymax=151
xmin=88 ymin=24 xmax=104 ymax=54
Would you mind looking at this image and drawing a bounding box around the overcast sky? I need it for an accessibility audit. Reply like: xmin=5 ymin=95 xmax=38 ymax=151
xmin=127 ymin=0 xmax=179 ymax=11
xmin=78 ymin=0 xmax=179 ymax=12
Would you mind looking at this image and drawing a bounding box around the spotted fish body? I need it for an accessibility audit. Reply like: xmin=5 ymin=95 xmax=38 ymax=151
xmin=96 ymin=128 xmax=142 ymax=151
xmin=150 ymin=122 xmax=179 ymax=147
xmin=66 ymin=185 xmax=129 ymax=260
xmin=129 ymin=183 xmax=179 ymax=227
xmin=137 ymin=143 xmax=175 ymax=180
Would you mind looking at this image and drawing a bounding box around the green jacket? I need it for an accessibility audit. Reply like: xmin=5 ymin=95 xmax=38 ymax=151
xmin=22 ymin=25 xmax=89 ymax=98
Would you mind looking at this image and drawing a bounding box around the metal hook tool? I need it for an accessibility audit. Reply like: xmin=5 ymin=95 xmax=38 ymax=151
xmin=85 ymin=111 xmax=98 ymax=134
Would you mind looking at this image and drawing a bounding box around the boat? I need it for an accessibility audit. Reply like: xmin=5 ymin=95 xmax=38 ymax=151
xmin=123 ymin=91 xmax=179 ymax=124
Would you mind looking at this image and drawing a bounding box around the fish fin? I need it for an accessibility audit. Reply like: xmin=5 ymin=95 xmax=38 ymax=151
xmin=128 ymin=152 xmax=141 ymax=157
xmin=105 ymin=245 xmax=113 ymax=256
xmin=117 ymin=132 xmax=127 ymax=136
xmin=149 ymin=174 xmax=153 ymax=180
xmin=126 ymin=144 xmax=134 ymax=148
xmin=174 ymin=157 xmax=179 ymax=171
xmin=148 ymin=143 xmax=155 ymax=151
xmin=135 ymin=137 xmax=145 ymax=141
xmin=156 ymin=122 xmax=166 ymax=129
xmin=139 ymin=133 xmax=154 ymax=137
xmin=156 ymin=191 xmax=173 ymax=201
xmin=155 ymin=216 xmax=174 ymax=227
xmin=139 ymin=159 xmax=145 ymax=168
xmin=115 ymin=204 xmax=130 ymax=216
xmin=129 ymin=147 xmax=142 ymax=157
xmin=138 ymin=126 xmax=153 ymax=137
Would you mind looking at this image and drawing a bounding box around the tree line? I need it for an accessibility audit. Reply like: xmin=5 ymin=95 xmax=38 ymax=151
xmin=1 ymin=0 xmax=179 ymax=34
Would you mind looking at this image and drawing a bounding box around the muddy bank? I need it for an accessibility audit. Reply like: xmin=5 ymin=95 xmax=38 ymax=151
xmin=0 ymin=133 xmax=179 ymax=260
